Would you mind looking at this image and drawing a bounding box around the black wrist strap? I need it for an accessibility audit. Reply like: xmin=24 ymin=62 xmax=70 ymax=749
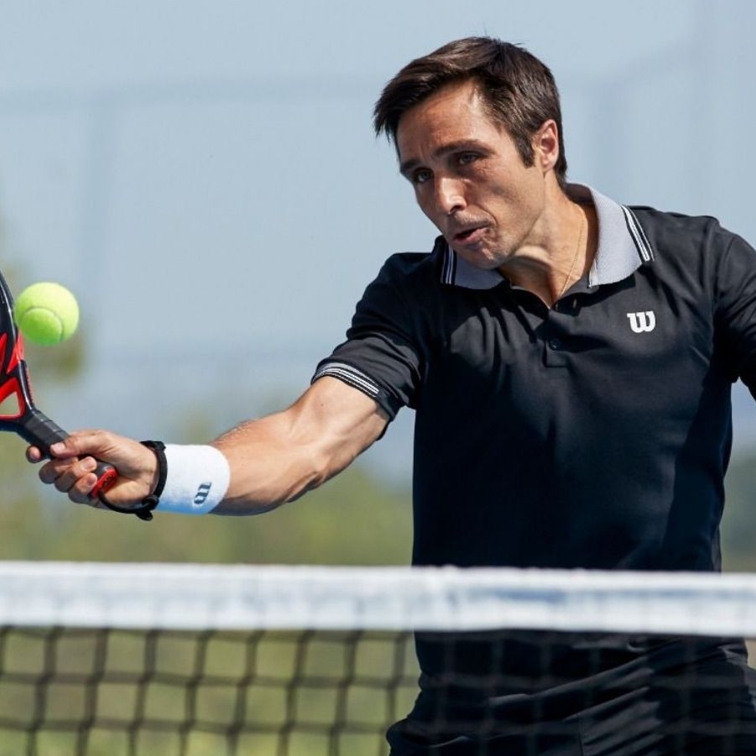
xmin=98 ymin=441 xmax=167 ymax=522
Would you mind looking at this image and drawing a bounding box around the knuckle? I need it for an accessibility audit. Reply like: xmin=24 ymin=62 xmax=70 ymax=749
xmin=54 ymin=477 xmax=70 ymax=493
xmin=71 ymin=480 xmax=95 ymax=505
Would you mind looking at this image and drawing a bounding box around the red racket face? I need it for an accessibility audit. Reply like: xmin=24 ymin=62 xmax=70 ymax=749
xmin=0 ymin=270 xmax=69 ymax=451
xmin=0 ymin=269 xmax=120 ymax=504
xmin=0 ymin=270 xmax=36 ymax=433
xmin=0 ymin=271 xmax=120 ymax=508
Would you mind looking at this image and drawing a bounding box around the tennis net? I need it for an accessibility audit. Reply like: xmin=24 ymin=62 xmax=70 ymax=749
xmin=2 ymin=562 xmax=756 ymax=756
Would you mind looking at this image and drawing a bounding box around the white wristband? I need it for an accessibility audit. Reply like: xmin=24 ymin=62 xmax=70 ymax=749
xmin=156 ymin=445 xmax=230 ymax=515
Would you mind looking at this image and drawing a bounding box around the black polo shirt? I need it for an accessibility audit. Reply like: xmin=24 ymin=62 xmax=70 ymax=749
xmin=313 ymin=184 xmax=756 ymax=574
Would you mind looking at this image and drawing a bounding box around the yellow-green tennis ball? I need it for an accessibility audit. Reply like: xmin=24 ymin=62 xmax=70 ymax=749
xmin=13 ymin=282 xmax=80 ymax=346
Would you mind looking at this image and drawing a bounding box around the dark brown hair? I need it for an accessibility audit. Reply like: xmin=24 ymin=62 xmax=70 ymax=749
xmin=373 ymin=37 xmax=567 ymax=186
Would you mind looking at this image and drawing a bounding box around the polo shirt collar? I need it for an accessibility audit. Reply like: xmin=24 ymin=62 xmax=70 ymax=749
xmin=438 ymin=183 xmax=655 ymax=290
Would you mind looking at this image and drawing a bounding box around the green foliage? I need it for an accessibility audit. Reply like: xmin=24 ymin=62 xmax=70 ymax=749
xmin=721 ymin=451 xmax=756 ymax=572
xmin=0 ymin=434 xmax=412 ymax=565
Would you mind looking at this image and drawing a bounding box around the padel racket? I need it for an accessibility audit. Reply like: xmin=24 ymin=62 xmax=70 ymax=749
xmin=0 ymin=268 xmax=118 ymax=501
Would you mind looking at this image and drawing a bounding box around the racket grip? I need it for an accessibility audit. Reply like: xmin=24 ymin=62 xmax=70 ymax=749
xmin=20 ymin=409 xmax=118 ymax=497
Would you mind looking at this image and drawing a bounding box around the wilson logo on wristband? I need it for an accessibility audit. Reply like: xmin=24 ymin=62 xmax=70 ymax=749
xmin=158 ymin=445 xmax=229 ymax=515
xmin=193 ymin=483 xmax=212 ymax=506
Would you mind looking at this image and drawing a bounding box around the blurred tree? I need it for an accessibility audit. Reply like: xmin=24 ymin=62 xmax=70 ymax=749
xmin=0 ymin=456 xmax=412 ymax=565
xmin=721 ymin=451 xmax=756 ymax=572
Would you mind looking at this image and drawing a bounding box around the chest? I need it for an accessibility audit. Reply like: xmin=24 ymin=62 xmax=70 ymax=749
xmin=420 ymin=275 xmax=720 ymax=425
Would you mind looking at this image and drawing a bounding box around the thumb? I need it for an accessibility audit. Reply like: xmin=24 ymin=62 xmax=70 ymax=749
xmin=48 ymin=430 xmax=110 ymax=460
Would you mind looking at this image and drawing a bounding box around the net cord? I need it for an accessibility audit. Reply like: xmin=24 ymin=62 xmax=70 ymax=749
xmin=0 ymin=562 xmax=755 ymax=636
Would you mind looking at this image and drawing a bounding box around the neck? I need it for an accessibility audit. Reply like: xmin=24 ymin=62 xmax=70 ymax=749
xmin=499 ymin=190 xmax=597 ymax=307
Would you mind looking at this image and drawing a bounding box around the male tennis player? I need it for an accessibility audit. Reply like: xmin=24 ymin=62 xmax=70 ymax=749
xmin=29 ymin=37 xmax=756 ymax=755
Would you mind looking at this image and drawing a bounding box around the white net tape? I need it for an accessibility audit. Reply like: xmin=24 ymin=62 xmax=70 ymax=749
xmin=0 ymin=561 xmax=755 ymax=635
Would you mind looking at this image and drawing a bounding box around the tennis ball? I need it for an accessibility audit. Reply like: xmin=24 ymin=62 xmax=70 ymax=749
xmin=13 ymin=282 xmax=80 ymax=346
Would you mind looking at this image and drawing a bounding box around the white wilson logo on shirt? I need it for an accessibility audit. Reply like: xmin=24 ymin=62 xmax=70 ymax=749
xmin=627 ymin=311 xmax=656 ymax=333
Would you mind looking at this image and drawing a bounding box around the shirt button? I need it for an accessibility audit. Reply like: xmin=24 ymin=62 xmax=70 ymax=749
xmin=555 ymin=297 xmax=578 ymax=313
xmin=548 ymin=338 xmax=563 ymax=350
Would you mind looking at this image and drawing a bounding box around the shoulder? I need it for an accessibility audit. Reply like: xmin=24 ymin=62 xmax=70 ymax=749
xmin=629 ymin=205 xmax=741 ymax=254
xmin=364 ymin=240 xmax=448 ymax=305
xmin=376 ymin=252 xmax=432 ymax=281
xmin=376 ymin=245 xmax=443 ymax=285
xmin=628 ymin=206 xmax=756 ymax=301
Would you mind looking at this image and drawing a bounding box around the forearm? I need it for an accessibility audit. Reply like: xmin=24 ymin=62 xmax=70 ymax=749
xmin=211 ymin=380 xmax=387 ymax=515
xmin=210 ymin=412 xmax=350 ymax=515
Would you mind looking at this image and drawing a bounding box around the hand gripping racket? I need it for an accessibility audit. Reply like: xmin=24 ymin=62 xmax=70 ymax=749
xmin=0 ymin=268 xmax=118 ymax=500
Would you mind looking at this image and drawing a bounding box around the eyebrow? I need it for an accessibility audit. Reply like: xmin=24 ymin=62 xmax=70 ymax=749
xmin=399 ymin=139 xmax=490 ymax=178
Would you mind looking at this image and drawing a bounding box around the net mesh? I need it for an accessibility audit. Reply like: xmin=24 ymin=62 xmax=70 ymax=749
xmin=2 ymin=562 xmax=756 ymax=756
xmin=0 ymin=626 xmax=418 ymax=756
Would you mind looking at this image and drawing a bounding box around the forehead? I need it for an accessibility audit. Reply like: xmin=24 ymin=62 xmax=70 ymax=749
xmin=395 ymin=80 xmax=509 ymax=162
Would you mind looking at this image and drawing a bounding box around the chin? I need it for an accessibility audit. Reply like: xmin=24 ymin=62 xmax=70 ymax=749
xmin=455 ymin=247 xmax=507 ymax=271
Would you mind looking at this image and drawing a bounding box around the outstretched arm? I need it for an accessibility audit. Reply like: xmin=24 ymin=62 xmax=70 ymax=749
xmin=29 ymin=377 xmax=389 ymax=516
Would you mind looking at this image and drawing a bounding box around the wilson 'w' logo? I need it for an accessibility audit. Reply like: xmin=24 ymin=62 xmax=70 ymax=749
xmin=194 ymin=483 xmax=212 ymax=505
xmin=627 ymin=311 xmax=656 ymax=333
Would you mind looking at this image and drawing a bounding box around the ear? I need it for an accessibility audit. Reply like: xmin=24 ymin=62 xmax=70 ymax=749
xmin=532 ymin=120 xmax=560 ymax=175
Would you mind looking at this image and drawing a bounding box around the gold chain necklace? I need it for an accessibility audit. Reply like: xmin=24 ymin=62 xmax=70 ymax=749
xmin=557 ymin=210 xmax=586 ymax=301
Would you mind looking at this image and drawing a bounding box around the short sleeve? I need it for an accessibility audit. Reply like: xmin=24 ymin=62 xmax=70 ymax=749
xmin=312 ymin=255 xmax=428 ymax=420
xmin=714 ymin=232 xmax=756 ymax=392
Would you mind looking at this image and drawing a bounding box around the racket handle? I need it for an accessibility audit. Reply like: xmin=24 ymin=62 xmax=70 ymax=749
xmin=19 ymin=409 xmax=118 ymax=497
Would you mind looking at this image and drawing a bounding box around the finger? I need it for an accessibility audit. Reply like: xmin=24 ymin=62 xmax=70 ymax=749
xmin=69 ymin=474 xmax=101 ymax=505
xmin=26 ymin=446 xmax=44 ymax=463
xmin=48 ymin=429 xmax=116 ymax=460
xmin=38 ymin=457 xmax=82 ymax=485
xmin=49 ymin=457 xmax=98 ymax=493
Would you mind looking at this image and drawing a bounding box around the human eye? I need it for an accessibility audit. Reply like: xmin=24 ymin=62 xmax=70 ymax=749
xmin=411 ymin=168 xmax=433 ymax=186
xmin=457 ymin=152 xmax=480 ymax=167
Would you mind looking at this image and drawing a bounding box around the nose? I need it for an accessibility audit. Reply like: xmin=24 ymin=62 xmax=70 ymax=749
xmin=434 ymin=176 xmax=466 ymax=216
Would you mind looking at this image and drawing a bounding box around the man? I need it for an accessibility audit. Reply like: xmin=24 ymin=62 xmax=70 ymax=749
xmin=29 ymin=37 xmax=756 ymax=755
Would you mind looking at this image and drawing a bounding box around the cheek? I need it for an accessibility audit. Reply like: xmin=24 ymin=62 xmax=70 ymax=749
xmin=414 ymin=189 xmax=440 ymax=222
xmin=489 ymin=182 xmax=540 ymax=221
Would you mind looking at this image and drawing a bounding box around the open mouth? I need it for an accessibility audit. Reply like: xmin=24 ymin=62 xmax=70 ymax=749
xmin=453 ymin=226 xmax=485 ymax=243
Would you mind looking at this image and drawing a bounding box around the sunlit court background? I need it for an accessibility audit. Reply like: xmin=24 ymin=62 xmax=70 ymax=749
xmin=1 ymin=0 xmax=756 ymax=569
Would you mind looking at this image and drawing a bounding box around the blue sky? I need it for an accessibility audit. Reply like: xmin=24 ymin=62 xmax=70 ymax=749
xmin=1 ymin=0 xmax=755 ymax=478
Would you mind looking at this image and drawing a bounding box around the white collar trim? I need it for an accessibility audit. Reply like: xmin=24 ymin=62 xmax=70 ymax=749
xmin=439 ymin=183 xmax=654 ymax=290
